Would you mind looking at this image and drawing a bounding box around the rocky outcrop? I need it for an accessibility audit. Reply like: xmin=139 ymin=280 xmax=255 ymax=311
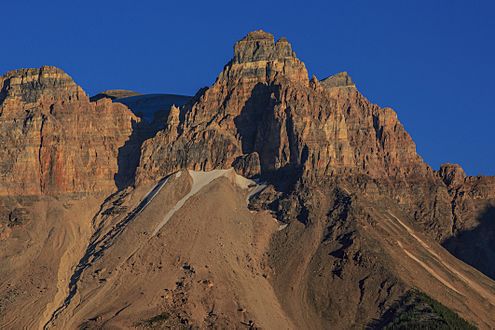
xmin=437 ymin=163 xmax=495 ymax=279
xmin=438 ymin=163 xmax=495 ymax=232
xmin=438 ymin=163 xmax=467 ymax=187
xmin=0 ymin=66 xmax=85 ymax=104
xmin=233 ymin=31 xmax=296 ymax=64
xmin=320 ymin=71 xmax=355 ymax=89
xmin=232 ymin=152 xmax=261 ymax=178
xmin=0 ymin=66 xmax=138 ymax=196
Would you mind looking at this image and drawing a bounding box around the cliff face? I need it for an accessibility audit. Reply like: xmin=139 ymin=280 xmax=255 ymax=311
xmin=438 ymin=164 xmax=495 ymax=278
xmin=136 ymin=30 xmax=309 ymax=180
xmin=0 ymin=66 xmax=138 ymax=196
xmin=136 ymin=30 xmax=456 ymax=239
xmin=137 ymin=30 xmax=435 ymax=184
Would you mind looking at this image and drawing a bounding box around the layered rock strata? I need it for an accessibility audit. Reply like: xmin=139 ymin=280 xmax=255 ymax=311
xmin=0 ymin=66 xmax=138 ymax=195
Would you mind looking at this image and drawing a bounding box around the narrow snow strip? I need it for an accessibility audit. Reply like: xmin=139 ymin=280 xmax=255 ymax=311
xmin=43 ymin=175 xmax=172 ymax=329
xmin=152 ymin=169 xmax=259 ymax=236
xmin=232 ymin=172 xmax=256 ymax=190
xmin=134 ymin=176 xmax=170 ymax=217
xmin=387 ymin=212 xmax=441 ymax=260
xmin=246 ymin=183 xmax=267 ymax=203
xmin=397 ymin=241 xmax=460 ymax=294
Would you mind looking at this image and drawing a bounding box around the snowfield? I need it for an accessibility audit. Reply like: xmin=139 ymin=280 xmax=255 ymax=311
xmin=152 ymin=169 xmax=265 ymax=236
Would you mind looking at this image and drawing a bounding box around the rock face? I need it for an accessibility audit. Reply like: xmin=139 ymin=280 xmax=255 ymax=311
xmin=438 ymin=163 xmax=495 ymax=279
xmin=137 ymin=30 xmax=429 ymax=181
xmin=137 ymin=30 xmax=458 ymax=240
xmin=0 ymin=66 xmax=138 ymax=196
xmin=136 ymin=30 xmax=309 ymax=181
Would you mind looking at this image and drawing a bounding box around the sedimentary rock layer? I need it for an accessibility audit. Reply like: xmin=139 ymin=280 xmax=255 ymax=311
xmin=0 ymin=66 xmax=138 ymax=196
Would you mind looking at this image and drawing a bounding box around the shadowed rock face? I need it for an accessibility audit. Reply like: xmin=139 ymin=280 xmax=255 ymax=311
xmin=0 ymin=66 xmax=138 ymax=196
xmin=113 ymin=93 xmax=191 ymax=122
xmin=439 ymin=164 xmax=495 ymax=279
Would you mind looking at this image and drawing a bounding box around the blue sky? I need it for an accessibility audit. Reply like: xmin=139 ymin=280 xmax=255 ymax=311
xmin=2 ymin=1 xmax=494 ymax=175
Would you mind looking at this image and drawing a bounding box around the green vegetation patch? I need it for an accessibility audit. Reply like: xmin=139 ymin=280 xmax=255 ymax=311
xmin=371 ymin=289 xmax=476 ymax=329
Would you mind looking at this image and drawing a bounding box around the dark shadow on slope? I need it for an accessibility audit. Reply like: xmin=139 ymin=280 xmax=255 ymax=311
xmin=0 ymin=78 xmax=10 ymax=105
xmin=114 ymin=117 xmax=169 ymax=190
xmin=114 ymin=119 xmax=143 ymax=190
xmin=43 ymin=174 xmax=172 ymax=328
xmin=233 ymin=83 xmax=306 ymax=193
xmin=234 ymin=83 xmax=272 ymax=154
xmin=113 ymin=94 xmax=191 ymax=190
xmin=442 ymin=205 xmax=495 ymax=280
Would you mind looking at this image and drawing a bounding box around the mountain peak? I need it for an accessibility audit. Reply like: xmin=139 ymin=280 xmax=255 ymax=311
xmin=243 ymin=29 xmax=274 ymax=40
xmin=233 ymin=30 xmax=296 ymax=64
xmin=0 ymin=65 xmax=84 ymax=104
xmin=138 ymin=30 xmax=429 ymax=188
xmin=438 ymin=163 xmax=467 ymax=187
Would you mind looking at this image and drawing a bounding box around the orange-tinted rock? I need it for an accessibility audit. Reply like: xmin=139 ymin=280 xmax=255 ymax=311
xmin=0 ymin=66 xmax=138 ymax=196
xmin=134 ymin=31 xmax=461 ymax=242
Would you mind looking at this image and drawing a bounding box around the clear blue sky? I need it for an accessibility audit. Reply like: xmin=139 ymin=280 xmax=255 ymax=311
xmin=2 ymin=1 xmax=494 ymax=175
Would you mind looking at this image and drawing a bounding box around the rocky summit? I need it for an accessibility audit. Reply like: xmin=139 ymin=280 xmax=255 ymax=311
xmin=0 ymin=31 xmax=494 ymax=329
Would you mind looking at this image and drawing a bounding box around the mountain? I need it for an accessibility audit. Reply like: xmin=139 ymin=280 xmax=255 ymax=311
xmin=0 ymin=31 xmax=494 ymax=329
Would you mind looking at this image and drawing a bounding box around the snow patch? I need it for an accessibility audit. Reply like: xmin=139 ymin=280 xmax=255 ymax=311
xmin=152 ymin=168 xmax=262 ymax=236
